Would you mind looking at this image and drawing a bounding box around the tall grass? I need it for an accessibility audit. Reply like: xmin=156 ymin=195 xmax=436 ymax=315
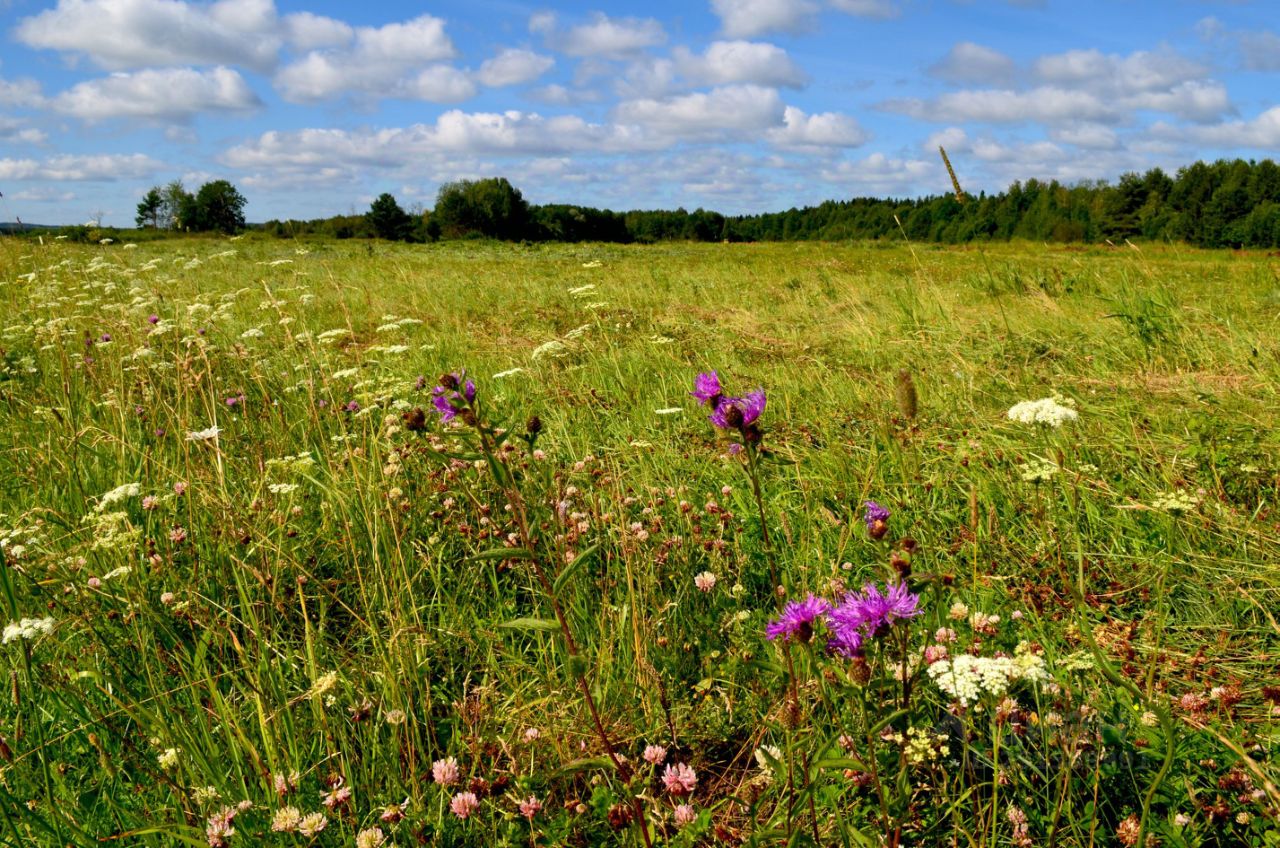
xmin=0 ymin=235 xmax=1277 ymax=847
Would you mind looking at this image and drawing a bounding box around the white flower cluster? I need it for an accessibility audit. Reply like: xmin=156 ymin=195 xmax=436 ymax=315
xmin=753 ymin=745 xmax=782 ymax=783
xmin=1019 ymin=456 xmax=1059 ymax=483
xmin=1007 ymin=396 xmax=1079 ymax=427
xmin=96 ymin=482 xmax=140 ymax=512
xmin=927 ymin=643 xmax=1048 ymax=706
xmin=3 ymin=616 xmax=55 ymax=644
xmin=186 ymin=426 xmax=222 ymax=442
xmin=1152 ymin=490 xmax=1199 ymax=512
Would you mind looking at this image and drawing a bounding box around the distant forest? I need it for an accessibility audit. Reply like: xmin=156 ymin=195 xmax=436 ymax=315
xmin=13 ymin=158 xmax=1280 ymax=248
xmin=259 ymin=159 xmax=1280 ymax=249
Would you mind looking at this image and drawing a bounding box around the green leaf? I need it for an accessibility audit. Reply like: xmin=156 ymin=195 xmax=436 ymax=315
xmin=468 ymin=547 xmax=535 ymax=563
xmin=553 ymin=756 xmax=615 ymax=777
xmin=813 ymin=755 xmax=868 ymax=772
xmin=868 ymin=708 xmax=909 ymax=737
xmin=497 ymin=617 xmax=560 ymax=633
xmin=553 ymin=540 xmax=600 ymax=594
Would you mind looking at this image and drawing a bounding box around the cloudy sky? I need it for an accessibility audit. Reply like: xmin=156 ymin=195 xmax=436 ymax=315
xmin=1 ymin=0 xmax=1278 ymax=225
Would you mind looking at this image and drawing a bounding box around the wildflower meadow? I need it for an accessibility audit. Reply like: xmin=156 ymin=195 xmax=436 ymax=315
xmin=0 ymin=235 xmax=1277 ymax=847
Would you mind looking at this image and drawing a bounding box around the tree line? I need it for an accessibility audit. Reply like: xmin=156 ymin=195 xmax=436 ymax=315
xmin=120 ymin=158 xmax=1280 ymax=248
xmin=259 ymin=159 xmax=1280 ymax=249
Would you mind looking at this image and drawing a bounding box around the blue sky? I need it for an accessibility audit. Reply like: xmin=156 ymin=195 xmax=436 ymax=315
xmin=1 ymin=0 xmax=1278 ymax=225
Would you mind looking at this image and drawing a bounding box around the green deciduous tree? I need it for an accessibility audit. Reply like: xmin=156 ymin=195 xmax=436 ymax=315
xmin=182 ymin=180 xmax=247 ymax=234
xmin=432 ymin=177 xmax=532 ymax=240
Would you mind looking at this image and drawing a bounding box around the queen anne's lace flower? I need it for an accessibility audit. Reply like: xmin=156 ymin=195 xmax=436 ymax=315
xmin=3 ymin=617 xmax=54 ymax=644
xmin=928 ymin=642 xmax=1048 ymax=706
xmin=1007 ymin=396 xmax=1078 ymax=427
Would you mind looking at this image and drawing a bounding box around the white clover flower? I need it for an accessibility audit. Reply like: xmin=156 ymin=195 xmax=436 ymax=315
xmin=1007 ymin=396 xmax=1079 ymax=427
xmin=271 ymin=806 xmax=303 ymax=833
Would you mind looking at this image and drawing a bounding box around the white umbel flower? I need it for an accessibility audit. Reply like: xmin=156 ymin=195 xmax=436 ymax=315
xmin=1007 ymin=396 xmax=1078 ymax=427
xmin=3 ymin=616 xmax=55 ymax=644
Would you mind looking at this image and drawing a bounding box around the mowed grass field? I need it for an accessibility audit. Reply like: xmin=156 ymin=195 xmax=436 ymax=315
xmin=0 ymin=235 xmax=1277 ymax=847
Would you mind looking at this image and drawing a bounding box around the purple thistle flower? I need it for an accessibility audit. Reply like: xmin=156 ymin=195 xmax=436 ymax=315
xmin=863 ymin=501 xmax=890 ymax=530
xmin=431 ymin=389 xmax=461 ymax=422
xmin=691 ymin=371 xmax=722 ymax=405
xmin=855 ymin=582 xmax=920 ymax=631
xmin=740 ymin=389 xmax=766 ymax=425
xmin=709 ymin=390 xmax=766 ymax=430
xmin=147 ymin=314 xmax=159 ymax=325
xmin=430 ymin=370 xmax=475 ymax=423
xmin=827 ymin=581 xmax=920 ymax=652
xmin=864 ymin=500 xmax=891 ymax=539
xmin=765 ymin=594 xmax=831 ymax=643
xmin=345 ymin=400 xmax=361 ymax=413
xmin=826 ymin=625 xmax=864 ymax=658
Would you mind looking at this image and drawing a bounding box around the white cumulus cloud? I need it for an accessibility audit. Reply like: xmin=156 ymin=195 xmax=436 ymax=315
xmin=0 ymin=153 xmax=163 ymax=181
xmin=477 ymin=49 xmax=556 ymax=87
xmin=767 ymin=106 xmax=869 ymax=148
xmin=930 ymin=42 xmax=1016 ymax=86
xmin=613 ymin=85 xmax=786 ymax=141
xmin=282 ymin=12 xmax=353 ymax=50
xmin=0 ymin=77 xmax=46 ymax=108
xmin=543 ymin=12 xmax=666 ymax=58
xmin=16 ymin=0 xmax=282 ymax=72
xmin=674 ymin=41 xmax=807 ymax=88
xmin=711 ymin=0 xmax=819 ymax=38
xmin=274 ymin=14 xmax=461 ymax=102
xmin=53 ymin=67 xmax=260 ymax=121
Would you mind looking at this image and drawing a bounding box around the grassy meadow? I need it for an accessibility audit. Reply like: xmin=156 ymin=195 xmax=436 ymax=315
xmin=0 ymin=234 xmax=1278 ymax=847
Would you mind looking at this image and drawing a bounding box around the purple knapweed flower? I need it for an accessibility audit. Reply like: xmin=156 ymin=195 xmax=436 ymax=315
xmin=432 ymin=388 xmax=462 ymax=422
xmin=345 ymin=400 xmax=360 ymax=413
xmin=863 ymin=501 xmax=890 ymax=529
xmin=864 ymin=500 xmax=891 ymax=539
xmin=709 ymin=389 xmax=766 ymax=430
xmin=854 ymin=581 xmax=920 ymax=631
xmin=691 ymin=371 xmax=722 ymax=406
xmin=826 ymin=624 xmax=864 ymax=658
xmin=765 ymin=593 xmax=831 ymax=643
xmin=827 ymin=581 xmax=920 ymax=653
xmin=431 ymin=370 xmax=474 ymax=423
xmin=147 ymin=314 xmax=160 ymax=325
